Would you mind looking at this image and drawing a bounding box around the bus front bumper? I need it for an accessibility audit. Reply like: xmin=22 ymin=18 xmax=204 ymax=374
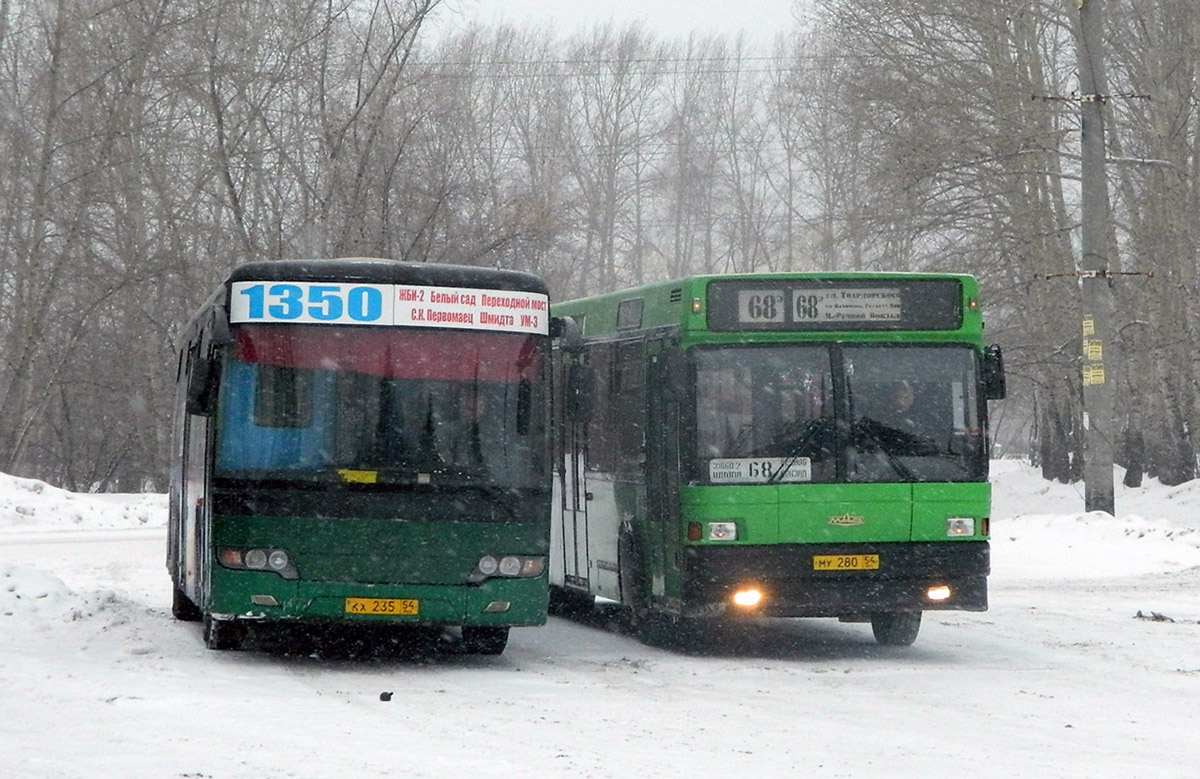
xmin=681 ymin=541 xmax=989 ymax=618
xmin=207 ymin=569 xmax=549 ymax=627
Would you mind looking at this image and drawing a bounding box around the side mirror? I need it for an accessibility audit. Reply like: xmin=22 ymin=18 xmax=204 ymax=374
xmin=186 ymin=349 xmax=221 ymax=416
xmin=550 ymin=316 xmax=583 ymax=353
xmin=983 ymin=344 xmax=1006 ymax=400
xmin=210 ymin=310 xmax=233 ymax=347
xmin=568 ymin=358 xmax=594 ymax=424
xmin=185 ymin=309 xmax=233 ymax=415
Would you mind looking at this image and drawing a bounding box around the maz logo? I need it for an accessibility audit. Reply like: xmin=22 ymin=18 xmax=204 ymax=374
xmin=827 ymin=514 xmax=865 ymax=527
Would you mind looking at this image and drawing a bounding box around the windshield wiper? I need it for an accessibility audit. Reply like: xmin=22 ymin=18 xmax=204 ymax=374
xmin=767 ymin=417 xmax=835 ymax=484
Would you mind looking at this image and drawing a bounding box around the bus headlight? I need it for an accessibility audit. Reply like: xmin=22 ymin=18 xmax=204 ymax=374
xmin=732 ymin=588 xmax=764 ymax=608
xmin=946 ymin=518 xmax=975 ymax=537
xmin=707 ymin=522 xmax=738 ymax=541
xmin=927 ymin=585 xmax=952 ymax=601
xmin=689 ymin=521 xmax=738 ymax=541
xmin=216 ymin=547 xmax=299 ymax=580
xmin=469 ymin=555 xmax=546 ymax=583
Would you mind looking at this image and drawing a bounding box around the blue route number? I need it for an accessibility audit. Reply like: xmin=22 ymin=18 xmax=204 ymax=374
xmin=236 ymin=283 xmax=385 ymax=324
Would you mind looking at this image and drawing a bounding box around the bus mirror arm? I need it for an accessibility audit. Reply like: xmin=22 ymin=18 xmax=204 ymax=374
xmin=983 ymin=344 xmax=1007 ymax=400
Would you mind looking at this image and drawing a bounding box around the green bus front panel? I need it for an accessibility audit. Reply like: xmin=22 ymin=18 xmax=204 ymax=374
xmin=682 ymin=483 xmax=915 ymax=544
xmin=208 ymin=515 xmax=549 ymax=627
xmin=910 ymin=482 xmax=990 ymax=541
xmin=675 ymin=482 xmax=990 ymax=617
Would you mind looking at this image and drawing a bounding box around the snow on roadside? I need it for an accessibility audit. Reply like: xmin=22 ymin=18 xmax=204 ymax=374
xmin=990 ymin=458 xmax=1200 ymax=580
xmin=0 ymin=473 xmax=166 ymax=532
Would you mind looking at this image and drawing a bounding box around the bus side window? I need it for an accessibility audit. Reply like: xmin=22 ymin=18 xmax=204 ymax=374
xmin=585 ymin=343 xmax=615 ymax=472
xmin=614 ymin=340 xmax=646 ymax=475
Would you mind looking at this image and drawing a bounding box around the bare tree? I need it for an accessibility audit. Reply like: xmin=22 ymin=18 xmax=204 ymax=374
xmin=812 ymin=0 xmax=1085 ymax=478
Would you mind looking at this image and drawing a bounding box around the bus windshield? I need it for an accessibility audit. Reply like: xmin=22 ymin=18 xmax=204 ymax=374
xmin=215 ymin=325 xmax=546 ymax=488
xmin=693 ymin=344 xmax=985 ymax=484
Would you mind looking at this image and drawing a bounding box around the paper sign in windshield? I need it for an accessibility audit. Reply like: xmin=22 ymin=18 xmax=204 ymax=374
xmin=708 ymin=457 xmax=812 ymax=483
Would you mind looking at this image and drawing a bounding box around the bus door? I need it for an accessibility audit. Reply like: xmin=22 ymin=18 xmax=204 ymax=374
xmin=559 ymin=353 xmax=590 ymax=588
xmin=177 ymin=340 xmax=213 ymax=604
xmin=182 ymin=411 xmax=210 ymax=601
xmin=644 ymin=341 xmax=683 ymax=602
xmin=580 ymin=342 xmax=622 ymax=599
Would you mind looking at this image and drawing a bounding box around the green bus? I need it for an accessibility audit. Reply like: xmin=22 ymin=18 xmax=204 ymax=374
xmin=549 ymin=273 xmax=1006 ymax=646
xmin=168 ymin=258 xmax=553 ymax=653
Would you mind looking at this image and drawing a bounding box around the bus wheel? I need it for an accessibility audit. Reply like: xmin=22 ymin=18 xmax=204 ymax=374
xmin=172 ymin=585 xmax=202 ymax=622
xmin=461 ymin=626 xmax=509 ymax=655
xmin=871 ymin=611 xmax=921 ymax=646
xmin=630 ymin=609 xmax=673 ymax=647
xmin=203 ymin=614 xmax=244 ymax=651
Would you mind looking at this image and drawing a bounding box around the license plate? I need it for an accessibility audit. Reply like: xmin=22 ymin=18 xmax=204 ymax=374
xmin=344 ymin=597 xmax=419 ymax=616
xmin=812 ymin=554 xmax=880 ymax=571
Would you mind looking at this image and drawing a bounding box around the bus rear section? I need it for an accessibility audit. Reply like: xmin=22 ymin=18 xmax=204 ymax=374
xmin=169 ymin=260 xmax=552 ymax=653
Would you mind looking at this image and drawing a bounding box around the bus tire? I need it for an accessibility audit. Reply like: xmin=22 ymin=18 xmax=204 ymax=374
xmin=631 ymin=610 xmax=677 ymax=648
xmin=871 ymin=611 xmax=921 ymax=646
xmin=172 ymin=584 xmax=202 ymax=622
xmin=203 ymin=614 xmax=244 ymax=651
xmin=461 ymin=626 xmax=509 ymax=655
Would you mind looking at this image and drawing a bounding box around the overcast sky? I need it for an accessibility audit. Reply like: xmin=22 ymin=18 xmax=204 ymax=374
xmin=437 ymin=0 xmax=803 ymax=41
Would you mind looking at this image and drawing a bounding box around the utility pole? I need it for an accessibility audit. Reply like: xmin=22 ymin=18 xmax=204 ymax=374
xmin=1074 ymin=0 xmax=1116 ymax=514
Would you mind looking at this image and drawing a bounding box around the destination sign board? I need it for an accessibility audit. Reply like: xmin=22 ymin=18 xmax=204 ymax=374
xmin=230 ymin=281 xmax=549 ymax=334
xmin=707 ymin=278 xmax=962 ymax=331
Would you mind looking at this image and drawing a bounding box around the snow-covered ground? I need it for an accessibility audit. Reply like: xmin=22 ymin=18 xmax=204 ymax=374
xmin=2 ymin=460 xmax=1199 ymax=777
